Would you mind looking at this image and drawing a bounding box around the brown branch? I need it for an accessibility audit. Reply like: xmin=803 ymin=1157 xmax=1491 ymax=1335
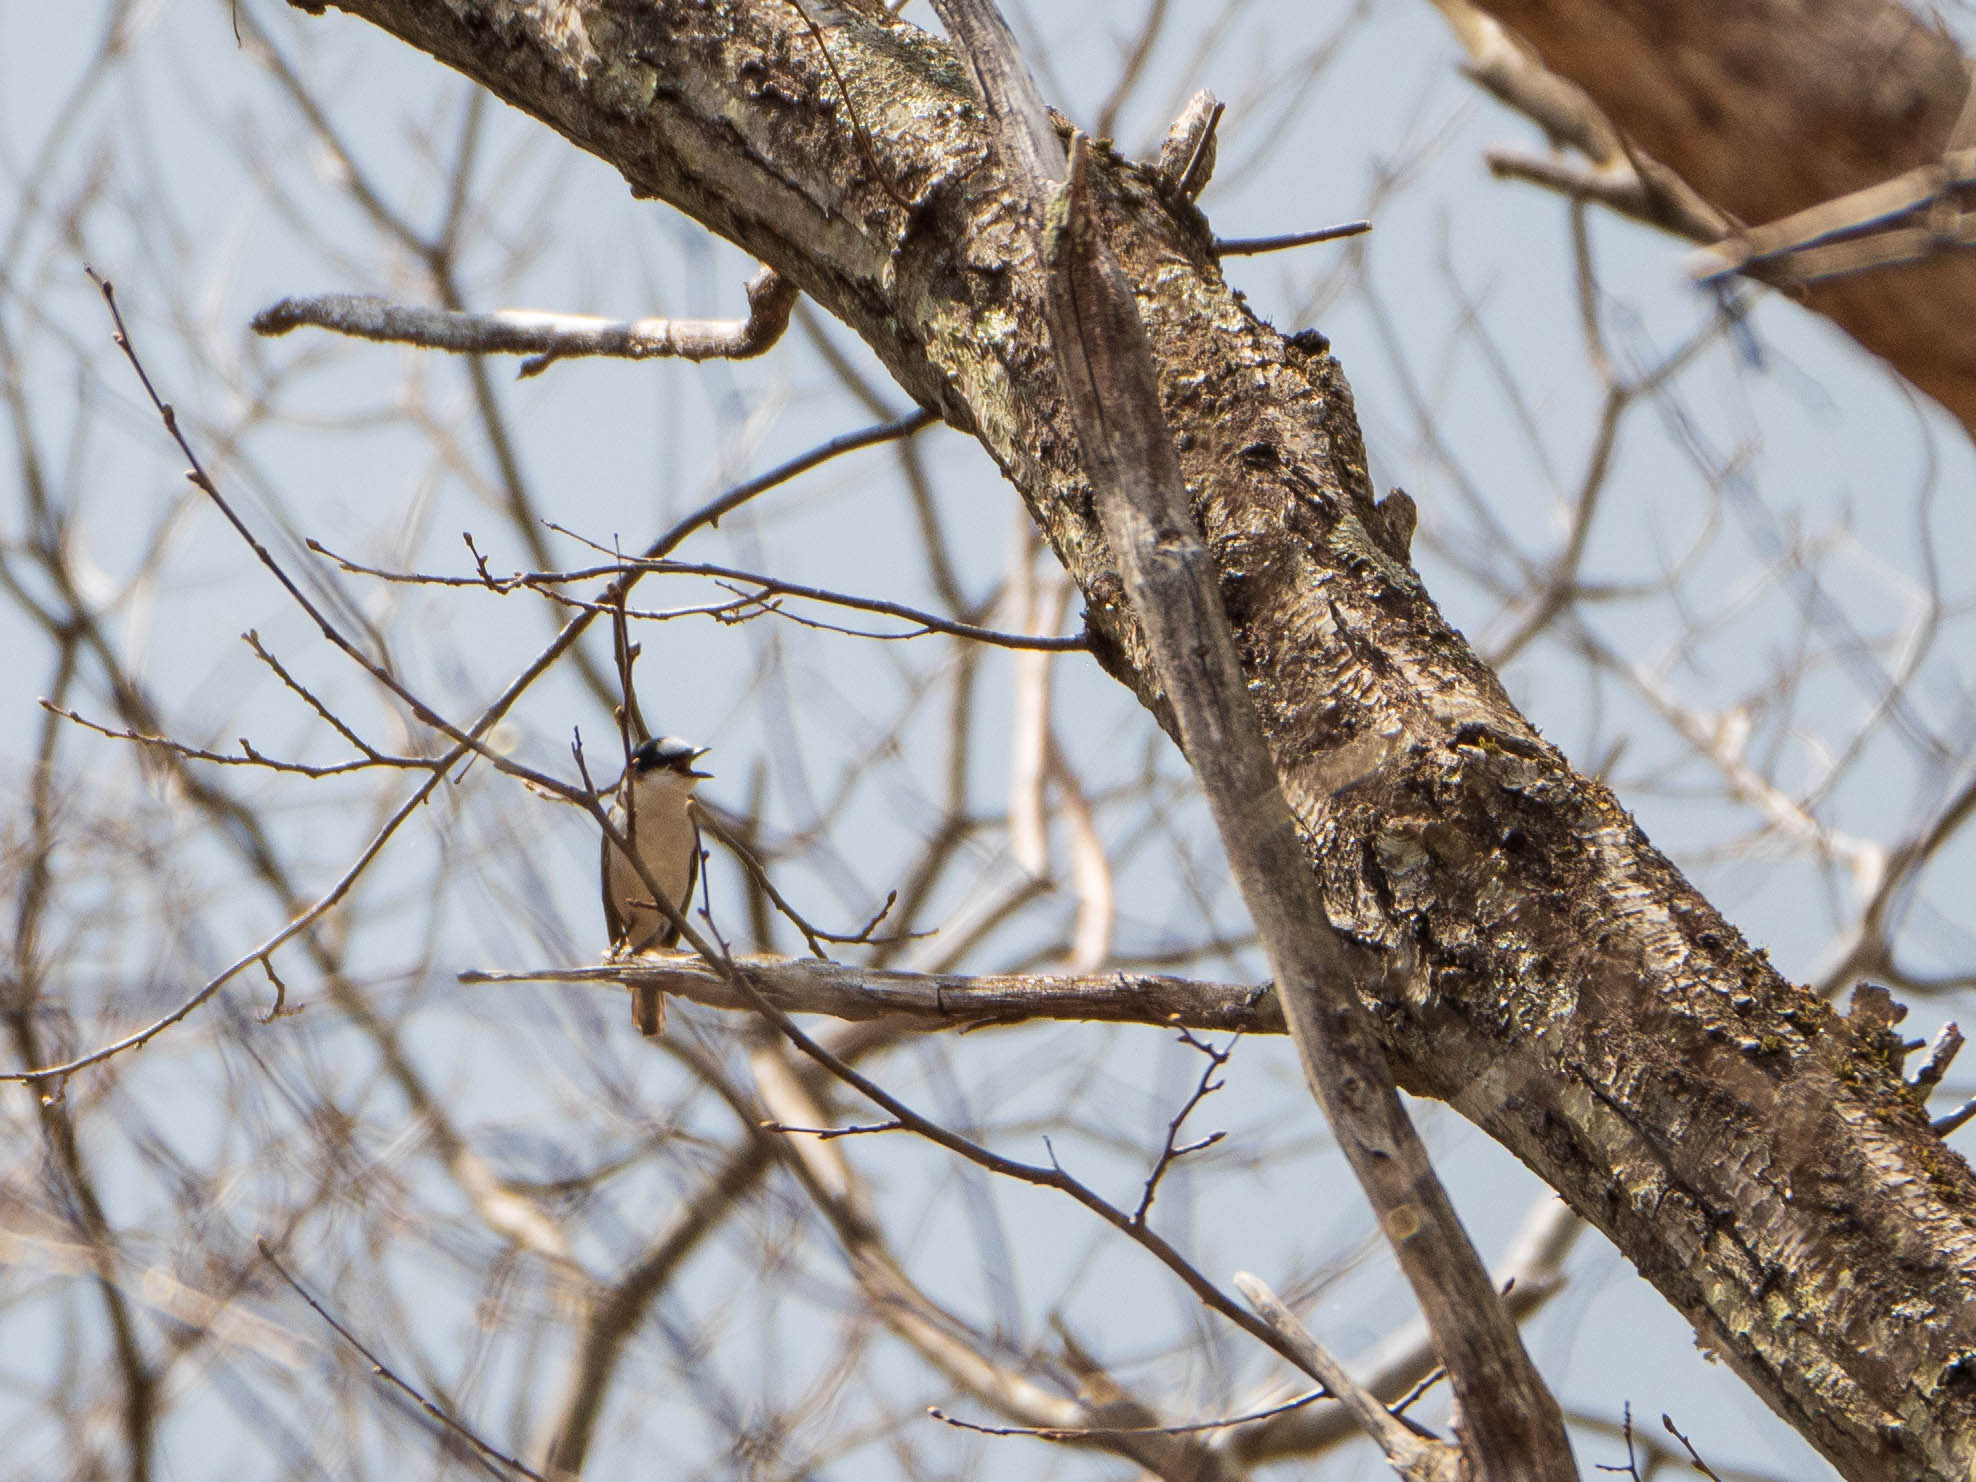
xmin=462 ymin=953 xmax=1281 ymax=1034
xmin=309 ymin=542 xmax=1090 ymax=651
xmin=1230 ymin=1196 xmax=1580 ymax=1464
xmin=1131 ymin=1026 xmax=1232 ymax=1225
xmin=39 ymin=702 xmax=427 ymax=778
xmin=1234 ymin=1272 xmax=1460 ymax=1482
xmin=1688 ymin=147 xmax=1976 ymax=284
xmin=1484 ymin=148 xmax=1726 ymax=243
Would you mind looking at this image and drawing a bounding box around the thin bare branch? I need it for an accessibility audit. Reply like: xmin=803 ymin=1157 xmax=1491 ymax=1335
xmin=257 ymin=1239 xmax=551 ymax=1482
xmin=252 ymin=265 xmax=798 ymax=377
xmin=463 ymin=953 xmax=1279 ymax=1034
xmin=1234 ymin=1271 xmax=1461 ymax=1482
xmin=1214 ymin=220 xmax=1371 ymax=256
xmin=928 ymin=1386 xmax=1324 ymax=1440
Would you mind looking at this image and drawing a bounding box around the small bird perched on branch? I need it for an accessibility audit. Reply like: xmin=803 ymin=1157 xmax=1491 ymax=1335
xmin=602 ymin=735 xmax=711 ymax=1035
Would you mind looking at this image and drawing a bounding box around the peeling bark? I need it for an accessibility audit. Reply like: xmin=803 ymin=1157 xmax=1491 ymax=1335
xmin=294 ymin=3 xmax=1976 ymax=1477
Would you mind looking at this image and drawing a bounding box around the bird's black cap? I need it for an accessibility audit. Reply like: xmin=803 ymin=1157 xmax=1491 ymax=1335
xmin=631 ymin=735 xmax=712 ymax=778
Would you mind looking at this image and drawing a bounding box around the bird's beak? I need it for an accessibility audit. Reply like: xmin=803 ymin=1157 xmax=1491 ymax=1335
xmin=687 ymin=747 xmax=713 ymax=779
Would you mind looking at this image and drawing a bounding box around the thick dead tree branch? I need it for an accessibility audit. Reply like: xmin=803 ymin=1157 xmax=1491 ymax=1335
xmin=930 ymin=3 xmax=1570 ymax=1471
xmin=289 ymin=2 xmax=1976 ymax=1477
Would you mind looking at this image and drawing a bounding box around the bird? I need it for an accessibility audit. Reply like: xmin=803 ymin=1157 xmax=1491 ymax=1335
xmin=602 ymin=734 xmax=711 ymax=1036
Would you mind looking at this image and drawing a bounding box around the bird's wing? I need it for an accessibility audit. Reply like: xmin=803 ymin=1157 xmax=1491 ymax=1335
xmin=659 ymin=831 xmax=699 ymax=949
xmin=601 ymin=826 xmax=626 ymax=946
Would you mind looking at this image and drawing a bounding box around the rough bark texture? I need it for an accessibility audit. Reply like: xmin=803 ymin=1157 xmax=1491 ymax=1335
xmin=1473 ymin=0 xmax=1976 ymax=434
xmin=299 ymin=3 xmax=1976 ymax=1478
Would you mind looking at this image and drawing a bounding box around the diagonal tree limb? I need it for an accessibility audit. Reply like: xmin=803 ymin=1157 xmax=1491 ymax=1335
xmin=284 ymin=4 xmax=1976 ymax=1477
xmin=1028 ymin=129 xmax=1574 ymax=1474
xmin=1228 ymin=1196 xmax=1583 ymax=1465
xmin=924 ymin=4 xmax=1571 ymax=1471
xmin=1234 ymin=1271 xmax=1461 ymax=1482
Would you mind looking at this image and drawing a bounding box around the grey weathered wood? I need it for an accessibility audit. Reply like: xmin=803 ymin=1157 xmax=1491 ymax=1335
xmin=931 ymin=4 xmax=1578 ymax=1459
xmin=295 ymin=5 xmax=1976 ymax=1477
xmin=466 ymin=956 xmax=1284 ymax=1033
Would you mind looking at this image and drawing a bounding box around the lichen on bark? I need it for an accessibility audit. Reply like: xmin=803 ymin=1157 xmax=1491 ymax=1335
xmin=304 ymin=4 xmax=1976 ymax=1476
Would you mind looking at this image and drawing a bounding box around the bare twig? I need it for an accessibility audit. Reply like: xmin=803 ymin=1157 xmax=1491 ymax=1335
xmin=1214 ymin=220 xmax=1371 ymax=256
xmin=927 ymin=1386 xmax=1325 ymax=1440
xmin=690 ymin=807 xmax=918 ymax=957
xmin=1914 ymin=1023 xmax=1964 ymax=1094
xmin=252 ymin=265 xmax=798 ymax=378
xmin=1389 ymin=1366 xmax=1448 ymax=1417
xmin=1660 ymin=1413 xmax=1728 ymax=1482
xmin=243 ymin=630 xmax=396 ymax=757
xmin=759 ymin=1118 xmax=906 ymax=1139
xmin=1599 ymin=1403 xmax=1642 ymax=1480
xmin=1485 ymin=148 xmax=1728 ymax=243
xmin=308 ymin=544 xmax=1085 ymax=651
xmin=1688 ymin=147 xmax=1976 ymax=284
xmin=1132 ymin=1027 xmax=1232 ymax=1224
xmin=781 ymin=0 xmax=914 ymax=213
xmin=667 ymin=561 xmax=1084 ymax=649
xmin=1235 ymin=1271 xmax=1461 ymax=1482
xmin=256 ymin=1238 xmax=551 ymax=1482
xmin=40 ymin=702 xmax=427 ymax=778
xmin=1934 ymin=1097 xmax=1976 ymax=1138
